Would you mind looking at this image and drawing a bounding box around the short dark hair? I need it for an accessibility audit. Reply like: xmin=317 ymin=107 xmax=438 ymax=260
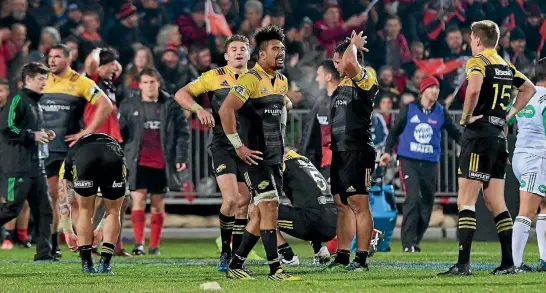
xmin=535 ymin=57 xmax=546 ymax=82
xmin=334 ymin=40 xmax=364 ymax=64
xmin=51 ymin=44 xmax=71 ymax=57
xmin=318 ymin=59 xmax=340 ymax=80
xmin=99 ymin=47 xmax=119 ymax=66
xmin=0 ymin=78 xmax=8 ymax=88
xmin=254 ymin=25 xmax=285 ymax=51
xmin=21 ymin=62 xmax=50 ymax=84
xmin=190 ymin=44 xmax=210 ymax=54
xmin=470 ymin=20 xmax=500 ymax=48
xmin=225 ymin=34 xmax=250 ymax=50
xmin=139 ymin=67 xmax=161 ymax=82
xmin=445 ymin=25 xmax=461 ymax=36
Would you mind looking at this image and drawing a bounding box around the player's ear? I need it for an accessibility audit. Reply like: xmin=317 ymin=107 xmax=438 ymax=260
xmin=224 ymin=52 xmax=228 ymax=62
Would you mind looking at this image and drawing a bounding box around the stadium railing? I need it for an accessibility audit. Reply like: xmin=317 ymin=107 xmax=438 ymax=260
xmin=164 ymin=109 xmax=466 ymax=205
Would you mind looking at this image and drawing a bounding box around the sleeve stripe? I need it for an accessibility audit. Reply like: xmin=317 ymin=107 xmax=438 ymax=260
xmin=8 ymin=95 xmax=21 ymax=134
xmin=476 ymin=54 xmax=491 ymax=65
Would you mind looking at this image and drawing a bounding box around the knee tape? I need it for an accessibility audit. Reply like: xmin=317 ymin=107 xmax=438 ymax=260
xmin=253 ymin=190 xmax=279 ymax=205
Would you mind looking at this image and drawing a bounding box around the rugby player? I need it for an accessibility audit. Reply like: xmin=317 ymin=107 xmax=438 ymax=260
xmin=175 ymin=35 xmax=251 ymax=271
xmin=219 ymin=25 xmax=299 ymax=280
xmin=58 ymin=133 xmax=127 ymax=273
xmin=439 ymin=20 xmax=536 ymax=276
xmin=510 ymin=58 xmax=546 ymax=272
xmin=41 ymin=44 xmax=113 ymax=257
xmin=327 ymin=31 xmax=379 ymax=271
xmin=276 ymin=149 xmax=337 ymax=265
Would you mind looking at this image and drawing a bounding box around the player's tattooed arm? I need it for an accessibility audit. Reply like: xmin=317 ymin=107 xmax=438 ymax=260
xmin=58 ymin=179 xmax=74 ymax=233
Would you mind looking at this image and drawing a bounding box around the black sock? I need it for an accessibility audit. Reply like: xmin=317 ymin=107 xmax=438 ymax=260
xmin=51 ymin=232 xmax=59 ymax=251
xmin=230 ymin=230 xmax=260 ymax=269
xmin=335 ymin=249 xmax=351 ymax=265
xmin=219 ymin=212 xmax=235 ymax=254
xmin=494 ymin=210 xmax=514 ymax=267
xmin=79 ymin=244 xmax=93 ymax=266
xmin=4 ymin=229 xmax=14 ymax=242
xmin=100 ymin=242 xmax=115 ymax=265
xmin=311 ymin=241 xmax=323 ymax=254
xmin=278 ymin=243 xmax=295 ymax=261
xmin=355 ymin=250 xmax=369 ymax=266
xmin=232 ymin=218 xmax=247 ymax=252
xmin=261 ymin=229 xmax=281 ymax=274
xmin=457 ymin=209 xmax=476 ymax=265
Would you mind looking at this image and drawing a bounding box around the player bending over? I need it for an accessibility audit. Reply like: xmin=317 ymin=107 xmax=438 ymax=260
xmin=440 ymin=20 xmax=535 ymax=276
xmin=58 ymin=133 xmax=127 ymax=273
xmin=276 ymin=149 xmax=337 ymax=265
xmin=510 ymin=58 xmax=546 ymax=272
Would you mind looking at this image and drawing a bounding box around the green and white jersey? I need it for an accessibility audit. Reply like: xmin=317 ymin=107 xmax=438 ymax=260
xmin=512 ymin=86 xmax=546 ymax=158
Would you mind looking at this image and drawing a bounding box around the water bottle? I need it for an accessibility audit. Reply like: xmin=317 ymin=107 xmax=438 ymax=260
xmin=38 ymin=129 xmax=49 ymax=159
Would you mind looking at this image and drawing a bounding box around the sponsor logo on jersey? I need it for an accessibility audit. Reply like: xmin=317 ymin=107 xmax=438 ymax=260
xmin=539 ymin=185 xmax=546 ymax=193
xmin=258 ymin=180 xmax=270 ymax=190
xmin=280 ymin=86 xmax=286 ymax=95
xmin=468 ymin=171 xmax=490 ymax=181
xmin=144 ymin=120 xmax=161 ymax=130
xmin=232 ymin=85 xmax=246 ymax=97
xmin=112 ymin=181 xmax=124 ymax=188
xmin=74 ymin=180 xmax=93 ymax=188
xmin=409 ymin=115 xmax=420 ymax=123
xmin=520 ymin=180 xmax=527 ymax=188
xmin=346 ymin=186 xmax=356 ymax=192
xmin=40 ymin=103 xmax=71 ymax=112
xmin=517 ymin=105 xmax=536 ymax=118
xmin=261 ymin=88 xmax=269 ymax=95
xmin=334 ymin=99 xmax=348 ymax=107
xmin=316 ymin=115 xmax=329 ymax=125
xmin=216 ymin=164 xmax=226 ymax=173
xmin=494 ymin=69 xmax=511 ymax=76
xmin=264 ymin=104 xmax=283 ymax=115
xmin=220 ymin=80 xmax=229 ymax=87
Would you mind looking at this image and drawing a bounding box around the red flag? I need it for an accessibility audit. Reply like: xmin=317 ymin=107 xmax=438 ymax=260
xmin=414 ymin=58 xmax=465 ymax=77
xmin=205 ymin=0 xmax=232 ymax=37
xmin=538 ymin=20 xmax=546 ymax=58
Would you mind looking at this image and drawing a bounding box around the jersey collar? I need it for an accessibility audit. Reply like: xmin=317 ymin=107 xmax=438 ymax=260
xmin=225 ymin=65 xmax=248 ymax=77
xmin=253 ymin=63 xmax=274 ymax=79
xmin=480 ymin=48 xmax=496 ymax=56
xmin=50 ymin=68 xmax=74 ymax=82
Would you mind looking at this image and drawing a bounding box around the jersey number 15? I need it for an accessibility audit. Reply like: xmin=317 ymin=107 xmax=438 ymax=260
xmin=492 ymin=83 xmax=510 ymax=111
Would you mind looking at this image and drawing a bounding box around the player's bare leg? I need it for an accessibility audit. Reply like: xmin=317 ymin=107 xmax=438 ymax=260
xmin=439 ymin=178 xmax=481 ymax=275
xmin=115 ymin=196 xmax=131 ymax=256
xmin=329 ymin=195 xmax=355 ymax=268
xmin=76 ymin=194 xmax=97 ymax=272
xmin=48 ymin=176 xmax=61 ymax=257
xmin=149 ymin=194 xmax=165 ymax=255
xmin=130 ymin=189 xmax=147 ymax=255
xmin=346 ymin=194 xmax=373 ymax=271
xmin=97 ymin=197 xmax=124 ymax=274
xmin=537 ymin=199 xmax=546 ymax=271
xmin=216 ymin=174 xmax=239 ymax=271
xmin=512 ymin=189 xmax=543 ymax=272
xmin=483 ymin=179 xmax=516 ymax=274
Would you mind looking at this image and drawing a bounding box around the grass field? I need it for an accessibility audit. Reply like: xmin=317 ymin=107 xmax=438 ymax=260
xmin=1 ymin=239 xmax=545 ymax=293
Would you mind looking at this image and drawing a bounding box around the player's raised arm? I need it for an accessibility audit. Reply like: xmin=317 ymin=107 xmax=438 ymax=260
xmin=174 ymin=72 xmax=214 ymax=127
xmin=342 ymin=31 xmax=368 ymax=80
xmin=506 ymin=65 xmax=536 ymax=121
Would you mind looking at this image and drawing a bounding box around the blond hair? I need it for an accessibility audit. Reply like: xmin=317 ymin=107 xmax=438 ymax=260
xmin=470 ymin=20 xmax=500 ymax=48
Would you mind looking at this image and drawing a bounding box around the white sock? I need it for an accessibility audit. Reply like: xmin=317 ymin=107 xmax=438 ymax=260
xmin=512 ymin=216 xmax=532 ymax=267
xmin=536 ymin=214 xmax=546 ymax=261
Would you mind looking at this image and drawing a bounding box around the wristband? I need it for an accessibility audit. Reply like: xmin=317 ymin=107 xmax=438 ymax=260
xmin=460 ymin=112 xmax=471 ymax=124
xmin=190 ymin=103 xmax=203 ymax=113
xmin=506 ymin=107 xmax=518 ymax=121
xmin=97 ymin=218 xmax=105 ymax=231
xmin=226 ymin=133 xmax=243 ymax=148
xmin=60 ymin=216 xmax=74 ymax=234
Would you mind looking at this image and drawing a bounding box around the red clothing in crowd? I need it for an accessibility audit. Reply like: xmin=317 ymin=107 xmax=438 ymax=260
xmin=83 ymin=74 xmax=122 ymax=143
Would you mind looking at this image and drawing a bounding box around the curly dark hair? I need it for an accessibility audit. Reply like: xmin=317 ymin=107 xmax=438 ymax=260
xmin=535 ymin=57 xmax=546 ymax=83
xmin=254 ymin=25 xmax=285 ymax=51
xmin=334 ymin=40 xmax=364 ymax=64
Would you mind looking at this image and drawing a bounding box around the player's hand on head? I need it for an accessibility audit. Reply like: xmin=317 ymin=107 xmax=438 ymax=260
xmin=176 ymin=162 xmax=187 ymax=171
xmin=65 ymin=129 xmax=90 ymax=147
xmin=350 ymin=31 xmax=368 ymax=52
xmin=33 ymin=131 xmax=49 ymax=145
xmin=92 ymin=229 xmax=103 ymax=248
xmin=196 ymin=108 xmax=215 ymax=128
xmin=235 ymin=145 xmax=263 ymax=165
xmin=64 ymin=232 xmax=78 ymax=252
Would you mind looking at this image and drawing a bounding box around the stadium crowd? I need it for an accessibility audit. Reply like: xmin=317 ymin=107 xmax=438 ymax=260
xmin=0 ymin=0 xmax=545 ymax=272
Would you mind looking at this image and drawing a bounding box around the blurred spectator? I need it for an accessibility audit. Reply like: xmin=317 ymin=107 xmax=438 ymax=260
xmin=315 ymin=1 xmax=367 ymax=57
xmin=154 ymin=24 xmax=183 ymax=56
xmin=158 ymin=44 xmax=188 ymax=95
xmin=522 ymin=4 xmax=542 ymax=54
xmin=28 ymin=0 xmax=56 ymax=27
xmin=175 ymin=1 xmax=207 ymax=48
xmin=77 ymin=10 xmax=108 ymax=61
xmin=400 ymin=92 xmax=416 ymax=106
xmin=0 ymin=0 xmax=11 ymax=19
xmin=58 ymin=3 xmax=83 ymax=39
xmin=122 ymin=46 xmax=155 ymax=94
xmin=0 ymin=29 xmax=17 ymax=79
xmin=378 ymin=95 xmax=393 ymax=128
xmin=435 ymin=26 xmax=471 ymax=59
xmin=108 ymin=3 xmax=147 ymax=66
xmin=238 ymin=0 xmax=264 ymax=41
xmin=497 ymin=26 xmax=511 ymax=60
xmin=291 ymin=17 xmax=325 ymax=67
xmin=64 ymin=36 xmax=82 ymax=72
xmin=507 ymin=27 xmax=535 ymax=78
xmin=211 ymin=35 xmax=227 ymax=67
xmin=139 ymin=0 xmax=170 ymax=46
xmin=377 ymin=66 xmax=400 ymax=108
xmin=218 ymin=0 xmax=241 ymax=31
xmin=372 ymin=15 xmax=411 ymax=71
xmin=6 ymin=23 xmax=29 ymax=91
xmin=403 ymin=68 xmax=423 ymax=99
xmin=1 ymin=0 xmax=41 ymax=50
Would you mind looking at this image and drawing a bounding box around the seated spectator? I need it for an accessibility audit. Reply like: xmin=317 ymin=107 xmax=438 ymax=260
xmin=372 ymin=15 xmax=411 ymax=71
xmin=121 ymin=46 xmax=155 ymax=96
xmin=507 ymin=27 xmax=536 ymax=78
xmin=64 ymin=36 xmax=82 ymax=72
xmin=378 ymin=95 xmax=394 ymax=129
xmin=377 ymin=66 xmax=401 ymax=108
xmin=58 ymin=3 xmax=83 ymax=39
xmin=154 ymin=24 xmax=183 ymax=56
xmin=76 ymin=10 xmax=108 ymax=60
xmin=403 ymin=68 xmax=423 ymax=98
xmin=217 ymin=0 xmax=241 ymax=31
xmin=238 ymin=0 xmax=264 ymax=42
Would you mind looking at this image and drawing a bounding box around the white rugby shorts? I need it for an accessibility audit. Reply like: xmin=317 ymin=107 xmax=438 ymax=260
xmin=512 ymin=152 xmax=546 ymax=197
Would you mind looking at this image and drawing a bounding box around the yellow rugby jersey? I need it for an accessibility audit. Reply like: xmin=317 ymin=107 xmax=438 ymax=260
xmin=41 ymin=69 xmax=105 ymax=152
xmin=464 ymin=48 xmax=528 ymax=137
xmin=330 ymin=65 xmax=378 ymax=151
xmin=230 ymin=63 xmax=288 ymax=165
xmin=187 ymin=66 xmax=247 ymax=149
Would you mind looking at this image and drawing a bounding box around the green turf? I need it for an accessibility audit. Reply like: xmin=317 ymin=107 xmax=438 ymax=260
xmin=1 ymin=239 xmax=545 ymax=292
